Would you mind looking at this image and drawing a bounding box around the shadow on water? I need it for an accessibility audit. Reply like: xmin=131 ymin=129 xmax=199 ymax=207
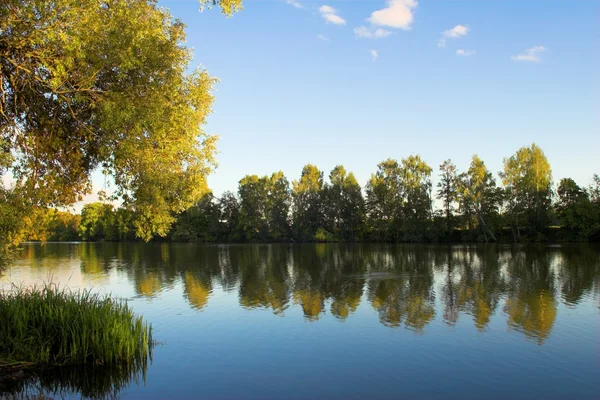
xmin=1 ymin=356 xmax=150 ymax=400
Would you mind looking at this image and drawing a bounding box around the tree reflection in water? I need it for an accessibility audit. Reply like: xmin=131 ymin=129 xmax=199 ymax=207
xmin=3 ymin=353 xmax=150 ymax=400
xmin=19 ymin=243 xmax=600 ymax=343
xmin=5 ymin=242 xmax=599 ymax=398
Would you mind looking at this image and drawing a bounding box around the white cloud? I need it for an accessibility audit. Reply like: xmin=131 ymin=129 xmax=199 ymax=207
xmin=317 ymin=34 xmax=330 ymax=41
xmin=456 ymin=49 xmax=475 ymax=56
xmin=511 ymin=46 xmax=546 ymax=62
xmin=370 ymin=49 xmax=379 ymax=61
xmin=319 ymin=5 xmax=346 ymax=25
xmin=444 ymin=25 xmax=469 ymax=38
xmin=354 ymin=26 xmax=392 ymax=39
xmin=286 ymin=0 xmax=303 ymax=9
xmin=367 ymin=0 xmax=418 ymax=30
xmin=437 ymin=24 xmax=469 ymax=47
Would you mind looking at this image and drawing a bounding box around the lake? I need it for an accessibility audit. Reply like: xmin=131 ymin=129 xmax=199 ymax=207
xmin=1 ymin=243 xmax=599 ymax=399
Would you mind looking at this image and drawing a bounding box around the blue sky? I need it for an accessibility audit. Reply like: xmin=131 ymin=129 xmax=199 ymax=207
xmin=88 ymin=0 xmax=599 ymax=206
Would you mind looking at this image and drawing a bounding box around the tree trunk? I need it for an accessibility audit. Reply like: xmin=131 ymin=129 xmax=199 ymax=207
xmin=475 ymin=208 xmax=497 ymax=242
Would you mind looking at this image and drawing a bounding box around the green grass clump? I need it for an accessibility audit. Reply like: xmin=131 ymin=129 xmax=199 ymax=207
xmin=0 ymin=284 xmax=152 ymax=370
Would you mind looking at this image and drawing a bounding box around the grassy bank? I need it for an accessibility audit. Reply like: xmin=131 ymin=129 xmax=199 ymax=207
xmin=0 ymin=285 xmax=152 ymax=374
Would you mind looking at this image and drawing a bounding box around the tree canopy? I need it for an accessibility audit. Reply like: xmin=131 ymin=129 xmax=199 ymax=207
xmin=501 ymin=143 xmax=553 ymax=239
xmin=0 ymin=0 xmax=242 ymax=245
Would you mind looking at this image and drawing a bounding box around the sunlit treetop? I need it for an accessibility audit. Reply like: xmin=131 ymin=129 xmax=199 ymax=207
xmin=501 ymin=143 xmax=552 ymax=194
xmin=199 ymin=0 xmax=243 ymax=16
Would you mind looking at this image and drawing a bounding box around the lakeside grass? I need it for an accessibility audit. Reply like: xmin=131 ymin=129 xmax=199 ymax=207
xmin=0 ymin=284 xmax=153 ymax=373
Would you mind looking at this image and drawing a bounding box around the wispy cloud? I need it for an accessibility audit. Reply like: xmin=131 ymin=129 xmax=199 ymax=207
xmin=367 ymin=0 xmax=418 ymax=30
xmin=437 ymin=25 xmax=469 ymax=48
xmin=286 ymin=0 xmax=303 ymax=9
xmin=370 ymin=49 xmax=379 ymax=61
xmin=317 ymin=34 xmax=330 ymax=41
xmin=319 ymin=5 xmax=346 ymax=25
xmin=511 ymin=46 xmax=546 ymax=62
xmin=354 ymin=26 xmax=392 ymax=39
xmin=456 ymin=49 xmax=475 ymax=56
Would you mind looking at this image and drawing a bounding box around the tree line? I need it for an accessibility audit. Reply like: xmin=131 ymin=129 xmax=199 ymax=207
xmin=27 ymin=143 xmax=600 ymax=243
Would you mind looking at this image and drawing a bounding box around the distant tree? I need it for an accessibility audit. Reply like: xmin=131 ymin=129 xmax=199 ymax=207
xmin=557 ymin=178 xmax=586 ymax=207
xmin=238 ymin=175 xmax=270 ymax=240
xmin=171 ymin=193 xmax=220 ymax=242
xmin=79 ymin=203 xmax=115 ymax=241
xmin=399 ymin=155 xmax=433 ymax=240
xmin=323 ymin=166 xmax=365 ymax=241
xmin=292 ymin=165 xmax=325 ymax=241
xmin=365 ymin=159 xmax=402 ymax=241
xmin=237 ymin=172 xmax=291 ymax=241
xmin=267 ymin=172 xmax=292 ymax=240
xmin=589 ymin=174 xmax=600 ymax=204
xmin=556 ymin=178 xmax=598 ymax=240
xmin=339 ymin=172 xmax=366 ymax=241
xmin=47 ymin=211 xmax=81 ymax=241
xmin=458 ymin=155 xmax=502 ymax=241
xmin=437 ymin=159 xmax=458 ymax=230
xmin=218 ymin=191 xmax=241 ymax=241
xmin=501 ymin=144 xmax=552 ymax=240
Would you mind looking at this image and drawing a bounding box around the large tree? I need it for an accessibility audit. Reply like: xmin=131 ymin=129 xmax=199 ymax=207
xmin=218 ymin=191 xmax=241 ymax=241
xmin=365 ymin=159 xmax=402 ymax=240
xmin=323 ymin=165 xmax=365 ymax=241
xmin=267 ymin=171 xmax=292 ymax=240
xmin=501 ymin=143 xmax=552 ymax=239
xmin=238 ymin=175 xmax=270 ymax=240
xmin=556 ymin=178 xmax=598 ymax=240
xmin=589 ymin=174 xmax=600 ymax=204
xmin=78 ymin=202 xmax=115 ymax=241
xmin=292 ymin=164 xmax=324 ymax=241
xmin=237 ymin=171 xmax=291 ymax=241
xmin=457 ymin=155 xmax=502 ymax=242
xmin=437 ymin=159 xmax=458 ymax=230
xmin=0 ymin=0 xmax=241 ymax=257
xmin=398 ymin=154 xmax=433 ymax=239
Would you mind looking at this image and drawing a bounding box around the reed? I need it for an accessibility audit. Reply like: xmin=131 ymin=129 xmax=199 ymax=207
xmin=0 ymin=284 xmax=152 ymax=370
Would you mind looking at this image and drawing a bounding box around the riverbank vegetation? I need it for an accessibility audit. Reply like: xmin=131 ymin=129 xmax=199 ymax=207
xmin=21 ymin=144 xmax=600 ymax=244
xmin=0 ymin=285 xmax=152 ymax=373
xmin=0 ymin=0 xmax=597 ymax=273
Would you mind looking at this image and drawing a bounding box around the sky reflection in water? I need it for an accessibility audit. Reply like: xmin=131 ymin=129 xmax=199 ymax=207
xmin=2 ymin=243 xmax=599 ymax=400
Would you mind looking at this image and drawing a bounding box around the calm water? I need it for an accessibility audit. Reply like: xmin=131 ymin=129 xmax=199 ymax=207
xmin=1 ymin=243 xmax=599 ymax=399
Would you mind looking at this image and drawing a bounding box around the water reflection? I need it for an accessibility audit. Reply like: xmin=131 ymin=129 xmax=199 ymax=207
xmin=441 ymin=246 xmax=503 ymax=330
xmin=183 ymin=272 xmax=212 ymax=310
xmin=238 ymin=245 xmax=290 ymax=314
xmin=501 ymin=247 xmax=557 ymax=343
xmin=3 ymin=243 xmax=599 ymax=400
xmin=1 ymin=356 xmax=149 ymax=400
xmin=8 ymin=243 xmax=600 ymax=343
